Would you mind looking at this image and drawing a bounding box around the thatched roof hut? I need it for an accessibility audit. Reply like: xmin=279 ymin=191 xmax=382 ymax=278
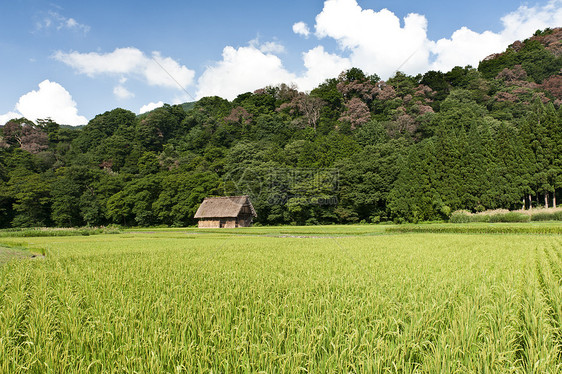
xmin=194 ymin=196 xmax=257 ymax=228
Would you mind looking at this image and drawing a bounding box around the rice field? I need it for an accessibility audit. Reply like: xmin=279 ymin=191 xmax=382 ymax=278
xmin=1 ymin=225 xmax=561 ymax=372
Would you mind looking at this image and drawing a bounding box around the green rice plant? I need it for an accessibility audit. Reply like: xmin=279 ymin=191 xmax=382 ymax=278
xmin=0 ymin=228 xmax=561 ymax=372
xmin=386 ymin=223 xmax=562 ymax=234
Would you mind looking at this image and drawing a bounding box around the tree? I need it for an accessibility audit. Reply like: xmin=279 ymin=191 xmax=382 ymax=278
xmin=277 ymin=92 xmax=324 ymax=130
xmin=388 ymin=139 xmax=440 ymax=222
xmin=153 ymin=171 xmax=220 ymax=226
xmin=420 ymin=70 xmax=450 ymax=102
xmin=7 ymin=170 xmax=51 ymax=227
xmin=520 ymin=98 xmax=555 ymax=207
xmin=106 ymin=174 xmax=162 ymax=226
xmin=336 ymin=139 xmax=407 ymax=222
xmin=339 ymin=97 xmax=371 ymax=130
xmin=73 ymin=108 xmax=136 ymax=153
xmin=50 ymin=168 xmax=84 ymax=227
xmin=2 ymin=119 xmax=49 ymax=154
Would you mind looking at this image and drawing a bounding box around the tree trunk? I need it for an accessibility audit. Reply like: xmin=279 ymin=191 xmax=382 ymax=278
xmin=545 ymin=192 xmax=549 ymax=209
xmin=529 ymin=194 xmax=532 ymax=209
xmin=554 ymin=192 xmax=557 ymax=209
xmin=522 ymin=198 xmax=526 ymax=210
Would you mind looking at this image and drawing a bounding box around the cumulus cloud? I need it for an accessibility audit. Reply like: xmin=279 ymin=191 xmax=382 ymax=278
xmin=196 ymin=45 xmax=297 ymax=100
xmin=293 ymin=21 xmax=311 ymax=37
xmin=195 ymin=43 xmax=352 ymax=98
xmin=429 ymin=28 xmax=505 ymax=72
xmin=314 ymin=0 xmax=431 ymax=78
xmin=295 ymin=46 xmax=352 ymax=91
xmin=0 ymin=80 xmax=87 ymax=126
xmin=311 ymin=0 xmax=562 ymax=78
xmin=139 ymin=101 xmax=164 ymax=114
xmin=53 ymin=47 xmax=196 ymax=97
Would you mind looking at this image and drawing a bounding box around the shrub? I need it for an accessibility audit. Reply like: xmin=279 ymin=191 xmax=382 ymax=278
xmin=449 ymin=211 xmax=490 ymax=223
xmin=531 ymin=212 xmax=557 ymax=221
xmin=488 ymin=212 xmax=530 ymax=223
xmin=449 ymin=211 xmax=472 ymax=223
xmin=471 ymin=214 xmax=491 ymax=223
xmin=530 ymin=211 xmax=562 ymax=221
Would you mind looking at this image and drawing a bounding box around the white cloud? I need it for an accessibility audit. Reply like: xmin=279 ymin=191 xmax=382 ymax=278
xmin=195 ymin=43 xmax=351 ymax=98
xmin=293 ymin=21 xmax=311 ymax=37
xmin=314 ymin=0 xmax=431 ymax=78
xmin=259 ymin=41 xmax=286 ymax=54
xmin=430 ymin=0 xmax=562 ymax=71
xmin=36 ymin=11 xmax=90 ymax=34
xmin=196 ymin=45 xmax=297 ymax=100
xmin=113 ymin=85 xmax=135 ymax=100
xmin=429 ymin=28 xmax=504 ymax=72
xmin=139 ymin=101 xmax=164 ymax=114
xmin=49 ymin=0 xmax=562 ymax=107
xmin=310 ymin=0 xmax=562 ymax=78
xmin=145 ymin=52 xmax=195 ymax=88
xmin=295 ymin=46 xmax=351 ymax=91
xmin=53 ymin=47 xmax=145 ymax=76
xmin=0 ymin=80 xmax=87 ymax=126
xmin=0 ymin=112 xmax=21 ymax=126
xmin=501 ymin=0 xmax=562 ymax=42
xmin=249 ymin=38 xmax=286 ymax=54
xmin=53 ymin=47 xmax=196 ymax=90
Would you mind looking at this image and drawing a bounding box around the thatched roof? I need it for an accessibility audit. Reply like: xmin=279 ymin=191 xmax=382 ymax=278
xmin=194 ymin=196 xmax=257 ymax=218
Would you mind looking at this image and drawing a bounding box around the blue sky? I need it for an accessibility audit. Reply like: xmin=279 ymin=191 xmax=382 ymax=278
xmin=1 ymin=0 xmax=561 ymax=125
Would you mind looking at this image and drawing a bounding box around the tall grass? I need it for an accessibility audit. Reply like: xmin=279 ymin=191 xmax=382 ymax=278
xmin=450 ymin=208 xmax=562 ymax=224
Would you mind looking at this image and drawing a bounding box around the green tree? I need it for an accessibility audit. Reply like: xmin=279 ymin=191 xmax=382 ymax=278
xmin=388 ymin=139 xmax=440 ymax=222
xmin=8 ymin=170 xmax=51 ymax=227
xmin=153 ymin=171 xmax=220 ymax=226
xmin=336 ymin=139 xmax=407 ymax=222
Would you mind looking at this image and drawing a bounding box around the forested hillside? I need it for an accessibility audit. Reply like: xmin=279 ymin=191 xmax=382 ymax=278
xmin=1 ymin=29 xmax=561 ymax=227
